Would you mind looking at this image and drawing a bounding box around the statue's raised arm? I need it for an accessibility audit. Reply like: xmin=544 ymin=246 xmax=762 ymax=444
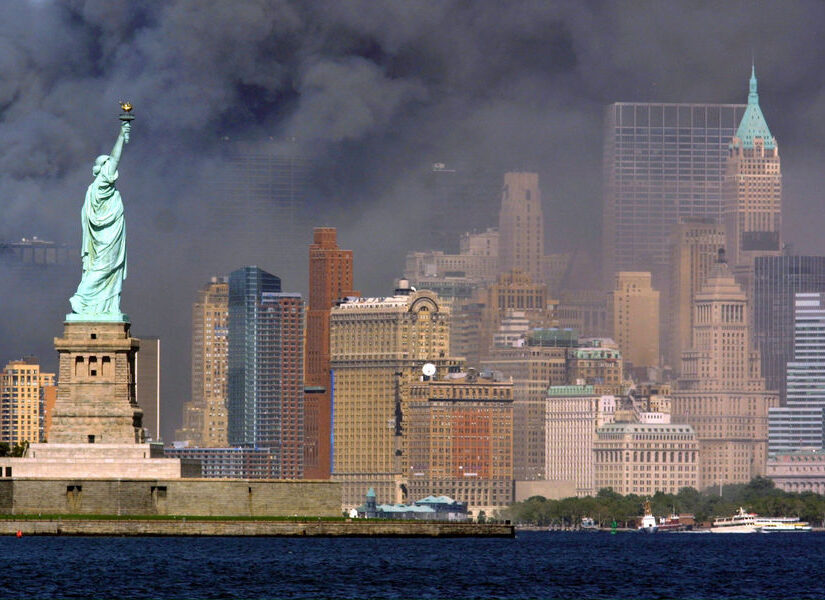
xmin=106 ymin=120 xmax=130 ymax=174
xmin=67 ymin=106 xmax=135 ymax=323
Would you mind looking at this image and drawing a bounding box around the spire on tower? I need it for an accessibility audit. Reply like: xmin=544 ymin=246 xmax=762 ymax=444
xmin=734 ymin=65 xmax=775 ymax=150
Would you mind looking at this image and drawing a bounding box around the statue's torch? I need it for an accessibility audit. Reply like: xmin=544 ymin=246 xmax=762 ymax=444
xmin=119 ymin=102 xmax=134 ymax=144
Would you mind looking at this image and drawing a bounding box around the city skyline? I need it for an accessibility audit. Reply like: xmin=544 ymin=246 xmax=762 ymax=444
xmin=3 ymin=3 xmax=825 ymax=443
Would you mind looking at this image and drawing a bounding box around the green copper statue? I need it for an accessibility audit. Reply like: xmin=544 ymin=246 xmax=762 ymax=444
xmin=67 ymin=104 xmax=134 ymax=322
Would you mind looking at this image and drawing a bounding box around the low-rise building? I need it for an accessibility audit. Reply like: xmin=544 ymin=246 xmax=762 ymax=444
xmin=766 ymin=450 xmax=825 ymax=494
xmin=356 ymin=488 xmax=469 ymax=521
xmin=164 ymin=445 xmax=280 ymax=479
xmin=593 ymin=422 xmax=699 ymax=495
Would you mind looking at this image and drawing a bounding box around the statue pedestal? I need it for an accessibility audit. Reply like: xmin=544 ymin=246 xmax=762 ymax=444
xmin=49 ymin=321 xmax=144 ymax=444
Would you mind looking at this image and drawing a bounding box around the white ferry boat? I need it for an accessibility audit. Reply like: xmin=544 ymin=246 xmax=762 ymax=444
xmin=754 ymin=516 xmax=812 ymax=533
xmin=710 ymin=507 xmax=758 ymax=533
xmin=711 ymin=508 xmax=812 ymax=533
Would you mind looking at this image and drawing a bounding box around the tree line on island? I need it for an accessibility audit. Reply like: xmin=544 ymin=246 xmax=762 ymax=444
xmin=499 ymin=478 xmax=825 ymax=527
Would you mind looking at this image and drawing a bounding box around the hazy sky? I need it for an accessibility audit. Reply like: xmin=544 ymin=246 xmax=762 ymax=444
xmin=2 ymin=1 xmax=825 ymax=440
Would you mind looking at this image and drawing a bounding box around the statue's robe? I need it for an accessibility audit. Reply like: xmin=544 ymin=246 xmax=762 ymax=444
xmin=69 ymin=157 xmax=127 ymax=316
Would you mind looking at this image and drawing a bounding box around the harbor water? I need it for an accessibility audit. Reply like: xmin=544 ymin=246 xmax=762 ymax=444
xmin=0 ymin=530 xmax=822 ymax=598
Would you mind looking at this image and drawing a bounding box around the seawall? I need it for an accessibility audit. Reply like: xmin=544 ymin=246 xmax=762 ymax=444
xmin=0 ymin=519 xmax=514 ymax=537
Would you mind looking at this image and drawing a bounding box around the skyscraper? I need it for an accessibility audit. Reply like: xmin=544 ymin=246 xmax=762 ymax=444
xmin=607 ymin=272 xmax=660 ymax=370
xmin=602 ymin=102 xmax=745 ymax=289
xmin=330 ymin=283 xmax=452 ymax=506
xmin=768 ymin=293 xmax=825 ymax=453
xmin=0 ymin=358 xmax=54 ymax=444
xmin=672 ymin=252 xmax=778 ymax=487
xmin=135 ymin=336 xmax=160 ymax=442
xmin=666 ymin=218 xmax=726 ymax=372
xmin=754 ymin=256 xmax=825 ymax=399
xmin=228 ymin=266 xmax=304 ymax=479
xmin=177 ymin=277 xmax=229 ymax=447
xmin=304 ymin=228 xmax=355 ymax=480
xmin=723 ymin=67 xmax=782 ymax=281
xmin=498 ymin=172 xmax=544 ymax=283
xmin=545 ymin=384 xmax=616 ymax=496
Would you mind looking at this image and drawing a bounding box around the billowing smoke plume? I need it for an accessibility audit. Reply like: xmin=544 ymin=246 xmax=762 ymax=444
xmin=2 ymin=1 xmax=825 ymax=439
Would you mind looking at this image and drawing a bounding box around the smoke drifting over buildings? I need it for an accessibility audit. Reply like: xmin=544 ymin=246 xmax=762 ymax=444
xmin=3 ymin=1 xmax=825 ymax=440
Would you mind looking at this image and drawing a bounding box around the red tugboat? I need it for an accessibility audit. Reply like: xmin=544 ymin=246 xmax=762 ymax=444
xmin=656 ymin=513 xmax=695 ymax=532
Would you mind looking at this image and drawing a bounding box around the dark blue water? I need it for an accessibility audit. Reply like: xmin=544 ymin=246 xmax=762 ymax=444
xmin=0 ymin=531 xmax=823 ymax=599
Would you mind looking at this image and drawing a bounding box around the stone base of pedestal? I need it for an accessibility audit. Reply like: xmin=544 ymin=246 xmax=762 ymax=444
xmin=50 ymin=321 xmax=144 ymax=445
xmin=15 ymin=443 xmax=192 ymax=479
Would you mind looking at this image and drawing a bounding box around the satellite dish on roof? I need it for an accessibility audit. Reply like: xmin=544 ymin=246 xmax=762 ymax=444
xmin=422 ymin=363 xmax=436 ymax=377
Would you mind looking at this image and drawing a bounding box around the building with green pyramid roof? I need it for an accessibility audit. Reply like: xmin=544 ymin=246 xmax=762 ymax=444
xmin=724 ymin=66 xmax=782 ymax=289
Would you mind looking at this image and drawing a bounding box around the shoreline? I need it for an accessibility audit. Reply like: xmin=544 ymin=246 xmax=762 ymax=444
xmin=0 ymin=518 xmax=514 ymax=538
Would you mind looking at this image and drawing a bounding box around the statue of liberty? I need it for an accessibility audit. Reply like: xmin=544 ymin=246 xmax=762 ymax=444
xmin=68 ymin=104 xmax=134 ymax=321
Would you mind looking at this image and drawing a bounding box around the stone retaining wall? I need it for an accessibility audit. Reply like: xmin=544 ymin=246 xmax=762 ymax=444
xmin=0 ymin=478 xmax=342 ymax=517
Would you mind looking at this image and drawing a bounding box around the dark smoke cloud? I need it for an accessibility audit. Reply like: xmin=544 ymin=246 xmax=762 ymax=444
xmin=2 ymin=1 xmax=824 ymax=440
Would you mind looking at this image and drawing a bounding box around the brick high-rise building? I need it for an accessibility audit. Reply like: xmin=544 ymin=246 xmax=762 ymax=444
xmin=672 ymin=252 xmax=778 ymax=488
xmin=498 ymin=172 xmax=544 ymax=283
xmin=177 ymin=277 xmax=229 ymax=447
xmin=405 ymin=373 xmax=514 ymax=512
xmin=666 ymin=218 xmax=726 ymax=373
xmin=228 ymin=266 xmax=304 ymax=479
xmin=723 ymin=67 xmax=782 ymax=283
xmin=304 ymin=228 xmax=355 ymax=480
xmin=0 ymin=358 xmax=54 ymax=444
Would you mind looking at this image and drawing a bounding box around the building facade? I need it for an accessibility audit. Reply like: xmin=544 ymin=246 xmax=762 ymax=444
xmin=602 ymin=102 xmax=745 ymax=290
xmin=672 ymin=255 xmax=778 ymax=488
xmin=768 ymin=293 xmax=825 ymax=453
xmin=498 ymin=172 xmax=544 ymax=283
xmin=666 ymin=218 xmax=726 ymax=373
xmin=135 ymin=336 xmax=160 ymax=443
xmin=607 ymin=272 xmax=660 ymax=370
xmin=474 ymin=269 xmax=556 ymax=362
xmin=304 ymin=227 xmax=356 ymax=480
xmin=177 ymin=277 xmax=229 ymax=447
xmin=227 ymin=266 xmax=304 ymax=479
xmin=766 ymin=450 xmax=825 ymax=495
xmin=164 ymin=445 xmax=281 ymax=479
xmin=482 ymin=330 xmax=577 ymax=481
xmin=545 ymin=385 xmax=616 ymax=496
xmin=0 ymin=358 xmax=54 ymax=445
xmin=404 ymin=374 xmax=514 ymax=512
xmin=593 ymin=422 xmax=699 ymax=495
xmin=330 ymin=284 xmax=452 ymax=506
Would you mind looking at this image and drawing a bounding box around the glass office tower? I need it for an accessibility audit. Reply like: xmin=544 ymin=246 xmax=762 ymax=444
xmin=228 ymin=266 xmax=304 ymax=478
xmin=754 ymin=256 xmax=825 ymax=399
xmin=602 ymin=103 xmax=746 ymax=289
